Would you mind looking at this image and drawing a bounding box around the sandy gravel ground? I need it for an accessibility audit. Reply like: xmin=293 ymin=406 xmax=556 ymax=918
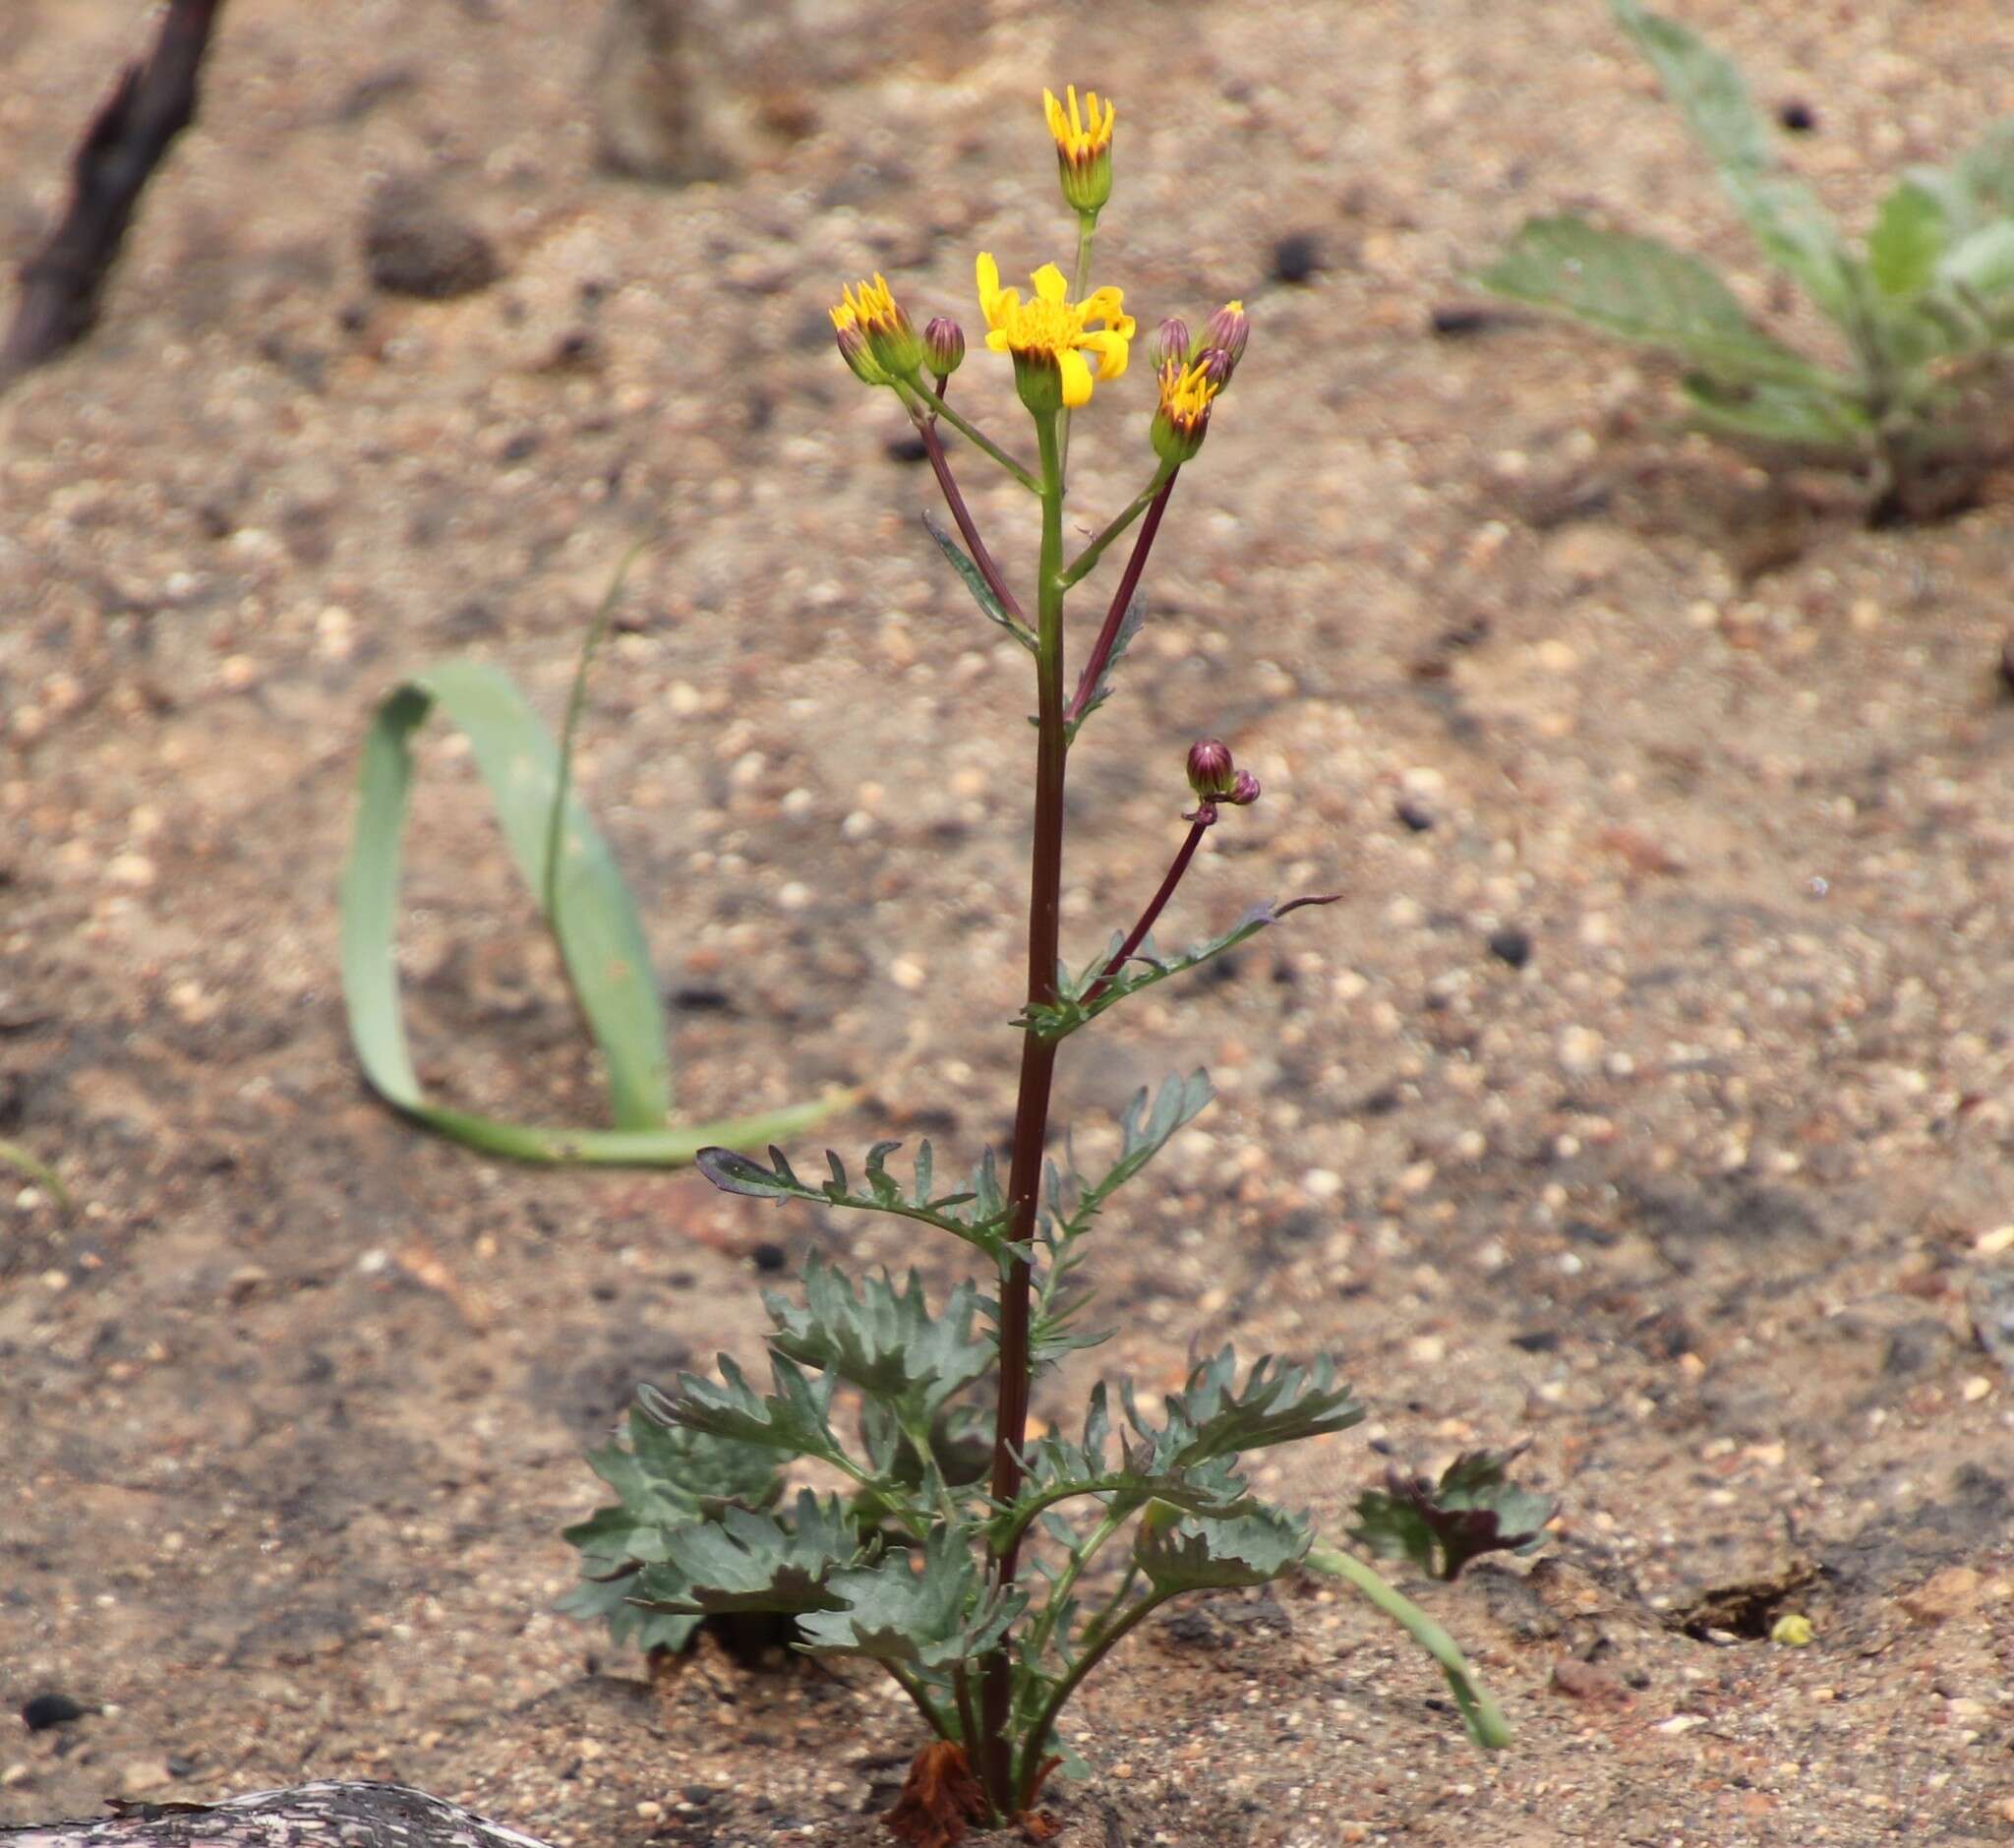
xmin=5 ymin=2 xmax=2014 ymax=1842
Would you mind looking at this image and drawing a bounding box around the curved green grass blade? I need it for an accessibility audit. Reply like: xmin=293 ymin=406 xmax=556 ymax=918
xmin=339 ymin=656 xmax=849 ymax=1163
xmin=1304 ymin=1544 xmax=1511 ymax=1750
xmin=0 ymin=1137 xmax=72 ymax=1215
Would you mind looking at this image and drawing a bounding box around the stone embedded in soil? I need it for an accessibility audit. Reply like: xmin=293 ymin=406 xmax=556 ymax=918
xmin=1551 ymin=1657 xmax=1628 ymax=1701
xmin=363 ymin=175 xmax=504 ymax=300
xmin=1898 ymin=1566 xmax=1983 ymax=1626
xmin=1487 ymin=925 xmax=1532 ymax=969
xmin=19 ymin=1694 xmax=89 ymax=1732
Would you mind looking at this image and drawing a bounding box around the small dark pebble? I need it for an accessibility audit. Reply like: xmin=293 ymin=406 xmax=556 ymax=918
xmin=500 ymin=430 xmax=540 ymax=463
xmin=1429 ymin=302 xmax=1516 ymax=337
xmin=1487 ymin=925 xmax=1533 ymax=969
xmin=672 ymin=985 xmax=735 ymax=1012
xmin=589 ymin=1280 xmax=619 ymax=1303
xmin=1776 ymin=98 xmax=1816 ymax=133
xmin=883 ymin=432 xmax=930 ymax=464
xmin=1272 ymin=232 xmax=1325 ymax=283
xmin=1510 ymin=1329 xmax=1562 ymax=1353
xmin=22 ymin=1693 xmax=89 ymax=1732
xmin=1394 ymin=796 xmax=1435 ymax=833
xmin=1998 ymin=626 xmax=2014 ymax=698
xmin=165 ymin=1756 xmax=197 ymax=1778
xmin=750 ymin=1241 xmax=788 ymax=1275
xmin=363 ymin=173 xmax=503 ymax=301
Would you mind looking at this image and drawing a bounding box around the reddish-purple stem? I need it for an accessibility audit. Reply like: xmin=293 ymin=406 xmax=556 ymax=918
xmin=918 ymin=418 xmax=1027 ymax=626
xmin=1064 ymin=470 xmax=1178 ymax=724
xmin=1079 ymin=811 xmax=1214 ymax=1010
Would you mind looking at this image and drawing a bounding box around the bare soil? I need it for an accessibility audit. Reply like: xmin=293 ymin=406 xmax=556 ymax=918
xmin=6 ymin=2 xmax=2014 ymax=1843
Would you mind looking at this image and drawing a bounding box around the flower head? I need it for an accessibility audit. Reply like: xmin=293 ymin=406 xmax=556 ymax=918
xmin=834 ymin=273 xmax=923 ymax=379
xmin=830 ymin=302 xmax=891 ymax=387
xmin=1043 ymin=85 xmax=1115 ymax=214
xmin=1151 ymin=355 xmax=1221 ymax=464
xmin=976 ymin=252 xmax=1135 ymax=413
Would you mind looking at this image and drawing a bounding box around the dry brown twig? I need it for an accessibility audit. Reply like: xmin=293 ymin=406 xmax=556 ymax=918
xmin=2 ymin=0 xmax=227 ymax=389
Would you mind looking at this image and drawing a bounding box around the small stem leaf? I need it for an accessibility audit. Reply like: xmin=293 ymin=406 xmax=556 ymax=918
xmin=1021 ymin=896 xmax=1339 ymax=1042
xmin=1477 ymin=215 xmax=1833 ymax=387
xmin=1062 ymin=588 xmax=1146 ymax=744
xmin=922 ymin=509 xmax=1037 ymax=651
xmin=695 ymin=1141 xmax=1014 ymax=1258
xmin=1303 ymin=1545 xmax=1513 ymax=1750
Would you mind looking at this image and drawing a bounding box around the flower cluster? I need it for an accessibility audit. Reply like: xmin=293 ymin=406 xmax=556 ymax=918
xmin=825 ymin=89 xmax=1248 ymax=470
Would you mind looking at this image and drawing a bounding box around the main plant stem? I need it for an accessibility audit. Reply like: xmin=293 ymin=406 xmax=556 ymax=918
xmin=978 ymin=408 xmax=1068 ymax=1818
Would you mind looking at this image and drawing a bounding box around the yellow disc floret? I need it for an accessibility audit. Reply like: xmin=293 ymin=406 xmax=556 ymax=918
xmin=977 ymin=252 xmax=1135 ymax=411
xmin=1151 ymin=357 xmax=1221 ymax=463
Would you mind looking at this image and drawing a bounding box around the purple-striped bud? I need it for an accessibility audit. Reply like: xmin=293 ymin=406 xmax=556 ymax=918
xmin=1153 ymin=317 xmax=1191 ymax=371
xmin=1226 ymin=768 xmax=1262 ymax=806
xmin=922 ymin=316 xmax=966 ymax=379
xmin=1197 ymin=299 xmax=1249 ymax=376
xmin=1186 ymin=737 xmax=1236 ymax=801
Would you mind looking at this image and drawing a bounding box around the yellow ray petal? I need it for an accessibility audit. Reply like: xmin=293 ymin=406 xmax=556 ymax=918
xmin=1032 ymin=263 xmax=1070 ymax=303
xmin=1058 ymin=348 xmax=1095 ymax=407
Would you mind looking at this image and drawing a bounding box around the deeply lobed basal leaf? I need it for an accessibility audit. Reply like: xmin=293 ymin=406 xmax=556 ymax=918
xmin=631 ymin=1490 xmax=865 ymax=1616
xmin=1349 ymin=1449 xmax=1557 ymax=1582
xmin=767 ymin=1255 xmax=995 ymax=1423
xmin=643 ymin=1352 xmax=855 ymax=1468
xmin=1128 ymin=1346 xmax=1367 ymax=1472
xmin=797 ymin=1528 xmax=1029 ymax=1669
xmin=1133 ymin=1504 xmax=1312 ymax=1593
xmin=559 ymin=1408 xmax=785 ymax=1653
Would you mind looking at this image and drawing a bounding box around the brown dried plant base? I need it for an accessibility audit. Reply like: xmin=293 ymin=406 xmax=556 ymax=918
xmin=882 ymin=1743 xmax=1061 ymax=1847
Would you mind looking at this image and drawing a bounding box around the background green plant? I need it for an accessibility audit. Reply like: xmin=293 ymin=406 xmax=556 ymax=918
xmin=338 ymin=568 xmax=842 ymax=1166
xmin=1480 ymin=0 xmax=2014 ymax=517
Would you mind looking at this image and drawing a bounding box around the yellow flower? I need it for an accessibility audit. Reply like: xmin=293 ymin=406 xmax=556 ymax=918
xmin=1150 ymin=356 xmax=1220 ymax=463
xmin=1043 ymin=85 xmax=1114 ymax=163
xmin=833 ymin=273 xmax=922 ymax=377
xmin=976 ymin=252 xmax=1135 ymax=411
xmin=1042 ymin=86 xmax=1115 ymax=214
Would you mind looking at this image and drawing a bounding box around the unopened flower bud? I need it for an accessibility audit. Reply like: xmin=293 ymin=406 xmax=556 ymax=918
xmin=1195 ymin=346 xmax=1234 ymax=389
xmin=1043 ymin=85 xmax=1115 ymax=216
xmin=1226 ymin=768 xmax=1262 ymax=806
xmin=922 ymin=316 xmax=966 ymax=379
xmin=1153 ymin=317 xmax=1190 ymax=371
xmin=1186 ymin=738 xmax=1236 ymax=801
xmin=1193 ymin=299 xmax=1249 ymax=376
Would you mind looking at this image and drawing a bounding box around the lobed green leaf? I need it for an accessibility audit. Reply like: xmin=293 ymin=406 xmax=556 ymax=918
xmin=1348 ymin=1449 xmax=1557 ymax=1582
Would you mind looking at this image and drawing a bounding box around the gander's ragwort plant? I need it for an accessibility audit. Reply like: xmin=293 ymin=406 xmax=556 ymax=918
xmin=1482 ymin=0 xmax=2014 ymax=519
xmin=563 ymin=88 xmax=1528 ymax=1838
